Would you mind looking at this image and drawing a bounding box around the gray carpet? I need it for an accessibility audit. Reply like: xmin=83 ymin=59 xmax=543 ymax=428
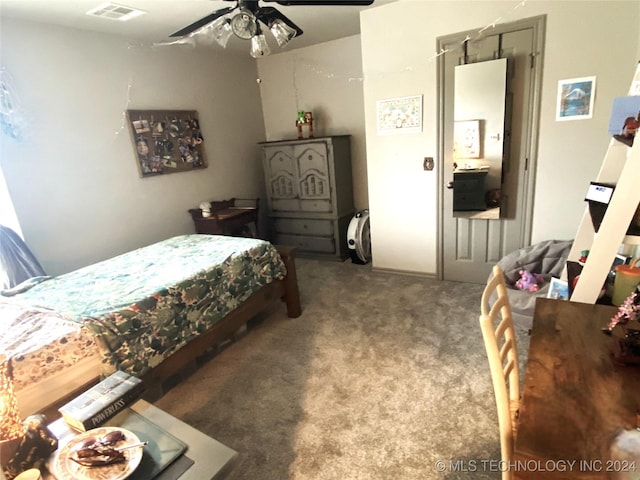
xmin=155 ymin=258 xmax=531 ymax=479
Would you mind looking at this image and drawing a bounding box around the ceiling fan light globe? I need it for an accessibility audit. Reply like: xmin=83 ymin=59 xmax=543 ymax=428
xmin=250 ymin=34 xmax=271 ymax=58
xmin=194 ymin=27 xmax=214 ymax=46
xmin=269 ymin=19 xmax=297 ymax=48
xmin=231 ymin=9 xmax=258 ymax=40
xmin=210 ymin=17 xmax=233 ymax=47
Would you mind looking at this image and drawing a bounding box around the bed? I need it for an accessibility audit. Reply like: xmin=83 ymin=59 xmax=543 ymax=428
xmin=0 ymin=234 xmax=301 ymax=417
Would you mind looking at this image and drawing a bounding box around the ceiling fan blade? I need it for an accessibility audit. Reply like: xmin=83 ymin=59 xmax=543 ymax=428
xmin=170 ymin=7 xmax=234 ymax=37
xmin=267 ymin=0 xmax=374 ymax=5
xmin=257 ymin=6 xmax=303 ymax=37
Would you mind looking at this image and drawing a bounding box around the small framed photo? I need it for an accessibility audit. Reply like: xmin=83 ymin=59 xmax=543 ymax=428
xmin=454 ymin=120 xmax=481 ymax=158
xmin=612 ymin=254 xmax=628 ymax=269
xmin=556 ymin=76 xmax=596 ymax=121
xmin=547 ymin=278 xmax=569 ymax=300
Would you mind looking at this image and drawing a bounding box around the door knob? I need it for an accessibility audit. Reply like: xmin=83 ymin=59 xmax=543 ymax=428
xmin=446 ymin=182 xmax=455 ymax=189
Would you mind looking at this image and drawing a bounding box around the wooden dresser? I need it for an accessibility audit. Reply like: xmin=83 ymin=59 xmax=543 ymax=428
xmin=259 ymin=136 xmax=354 ymax=261
xmin=452 ymin=168 xmax=488 ymax=211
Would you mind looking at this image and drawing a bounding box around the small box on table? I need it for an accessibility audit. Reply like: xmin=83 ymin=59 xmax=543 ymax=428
xmin=58 ymin=370 xmax=144 ymax=432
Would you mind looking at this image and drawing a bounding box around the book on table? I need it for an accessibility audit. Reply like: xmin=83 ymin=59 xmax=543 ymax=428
xmin=58 ymin=370 xmax=145 ymax=432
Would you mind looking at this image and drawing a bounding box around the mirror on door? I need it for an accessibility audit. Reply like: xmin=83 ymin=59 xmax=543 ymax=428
xmin=451 ymin=58 xmax=508 ymax=219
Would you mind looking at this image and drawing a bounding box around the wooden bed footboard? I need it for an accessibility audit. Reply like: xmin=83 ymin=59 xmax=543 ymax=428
xmin=274 ymin=244 xmax=302 ymax=318
xmin=141 ymin=244 xmax=301 ymax=393
xmin=40 ymin=245 xmax=301 ymax=418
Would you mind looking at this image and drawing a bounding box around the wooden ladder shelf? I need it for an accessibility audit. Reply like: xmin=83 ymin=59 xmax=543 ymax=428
xmin=567 ymin=62 xmax=640 ymax=303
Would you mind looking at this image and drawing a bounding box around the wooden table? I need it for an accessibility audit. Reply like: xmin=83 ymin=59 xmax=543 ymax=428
xmin=189 ymin=207 xmax=258 ymax=237
xmin=514 ymin=297 xmax=640 ymax=479
xmin=189 ymin=198 xmax=259 ymax=238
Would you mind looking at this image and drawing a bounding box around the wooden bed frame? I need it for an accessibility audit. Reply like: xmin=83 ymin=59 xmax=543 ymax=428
xmin=40 ymin=245 xmax=301 ymax=419
xmin=141 ymin=244 xmax=301 ymax=389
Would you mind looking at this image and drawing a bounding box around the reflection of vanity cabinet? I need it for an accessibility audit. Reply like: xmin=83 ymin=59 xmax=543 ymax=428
xmin=260 ymin=136 xmax=354 ymax=260
xmin=452 ymin=169 xmax=488 ymax=211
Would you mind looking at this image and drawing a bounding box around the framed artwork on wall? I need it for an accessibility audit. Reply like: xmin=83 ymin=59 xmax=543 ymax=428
xmin=376 ymin=95 xmax=423 ymax=135
xmin=126 ymin=110 xmax=208 ymax=178
xmin=608 ymin=96 xmax=640 ymax=147
xmin=555 ymin=76 xmax=596 ymax=121
xmin=453 ymin=120 xmax=481 ymax=159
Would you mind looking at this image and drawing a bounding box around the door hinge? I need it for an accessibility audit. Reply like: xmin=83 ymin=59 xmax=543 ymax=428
xmin=525 ymin=157 xmax=529 ymax=170
xmin=530 ymin=53 xmax=535 ymax=69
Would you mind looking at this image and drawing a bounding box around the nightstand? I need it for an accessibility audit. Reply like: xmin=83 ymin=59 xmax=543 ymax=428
xmin=189 ymin=198 xmax=259 ymax=238
xmin=452 ymin=168 xmax=488 ymax=211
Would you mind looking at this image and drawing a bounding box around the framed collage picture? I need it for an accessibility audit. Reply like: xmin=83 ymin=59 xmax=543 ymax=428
xmin=126 ymin=110 xmax=208 ymax=178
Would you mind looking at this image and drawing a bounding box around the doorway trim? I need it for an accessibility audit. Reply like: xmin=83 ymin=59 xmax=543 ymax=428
xmin=435 ymin=15 xmax=546 ymax=280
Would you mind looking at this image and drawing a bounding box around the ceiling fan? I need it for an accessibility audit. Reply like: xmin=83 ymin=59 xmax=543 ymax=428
xmin=170 ymin=0 xmax=374 ymax=57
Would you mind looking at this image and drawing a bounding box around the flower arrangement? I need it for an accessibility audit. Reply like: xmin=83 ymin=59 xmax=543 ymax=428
xmin=605 ymin=289 xmax=640 ymax=332
xmin=604 ymin=286 xmax=640 ymax=363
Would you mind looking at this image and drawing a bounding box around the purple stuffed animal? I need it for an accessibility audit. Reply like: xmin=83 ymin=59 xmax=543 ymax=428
xmin=515 ymin=269 xmax=545 ymax=293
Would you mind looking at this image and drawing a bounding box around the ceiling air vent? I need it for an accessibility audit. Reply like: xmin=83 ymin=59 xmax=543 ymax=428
xmin=86 ymin=2 xmax=146 ymax=22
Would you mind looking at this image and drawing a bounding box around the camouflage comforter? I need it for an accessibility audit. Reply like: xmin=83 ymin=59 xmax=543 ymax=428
xmin=6 ymin=235 xmax=286 ymax=377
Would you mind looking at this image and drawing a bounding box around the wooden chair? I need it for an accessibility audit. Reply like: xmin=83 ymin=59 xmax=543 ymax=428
xmin=479 ymin=264 xmax=520 ymax=480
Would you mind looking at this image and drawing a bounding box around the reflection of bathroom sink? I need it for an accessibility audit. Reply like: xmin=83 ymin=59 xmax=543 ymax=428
xmin=455 ymin=166 xmax=490 ymax=173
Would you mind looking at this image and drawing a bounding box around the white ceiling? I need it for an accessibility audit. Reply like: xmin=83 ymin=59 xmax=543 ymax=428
xmin=0 ymin=0 xmax=397 ymax=55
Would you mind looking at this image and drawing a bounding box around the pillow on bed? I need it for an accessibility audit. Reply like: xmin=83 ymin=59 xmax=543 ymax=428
xmin=0 ymin=276 xmax=50 ymax=297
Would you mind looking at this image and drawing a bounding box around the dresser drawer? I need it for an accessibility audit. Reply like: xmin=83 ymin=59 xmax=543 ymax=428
xmin=269 ymin=198 xmax=333 ymax=213
xmin=453 ymin=190 xmax=485 ymax=210
xmin=271 ymin=198 xmax=301 ymax=212
xmin=275 ymin=233 xmax=336 ymax=254
xmin=299 ymin=199 xmax=332 ymax=213
xmin=274 ymin=218 xmax=334 ymax=236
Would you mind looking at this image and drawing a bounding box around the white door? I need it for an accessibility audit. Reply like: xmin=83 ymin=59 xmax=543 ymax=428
xmin=438 ymin=17 xmax=545 ymax=283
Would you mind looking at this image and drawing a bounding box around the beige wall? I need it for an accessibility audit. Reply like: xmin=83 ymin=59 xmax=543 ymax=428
xmin=0 ymin=18 xmax=266 ymax=275
xmin=4 ymin=2 xmax=640 ymax=278
xmin=256 ymin=35 xmax=369 ymax=210
xmin=361 ymin=0 xmax=640 ymax=275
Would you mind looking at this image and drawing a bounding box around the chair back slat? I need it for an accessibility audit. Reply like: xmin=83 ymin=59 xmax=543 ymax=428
xmin=499 ymin=337 xmax=514 ymax=363
xmin=479 ymin=264 xmax=521 ymax=480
